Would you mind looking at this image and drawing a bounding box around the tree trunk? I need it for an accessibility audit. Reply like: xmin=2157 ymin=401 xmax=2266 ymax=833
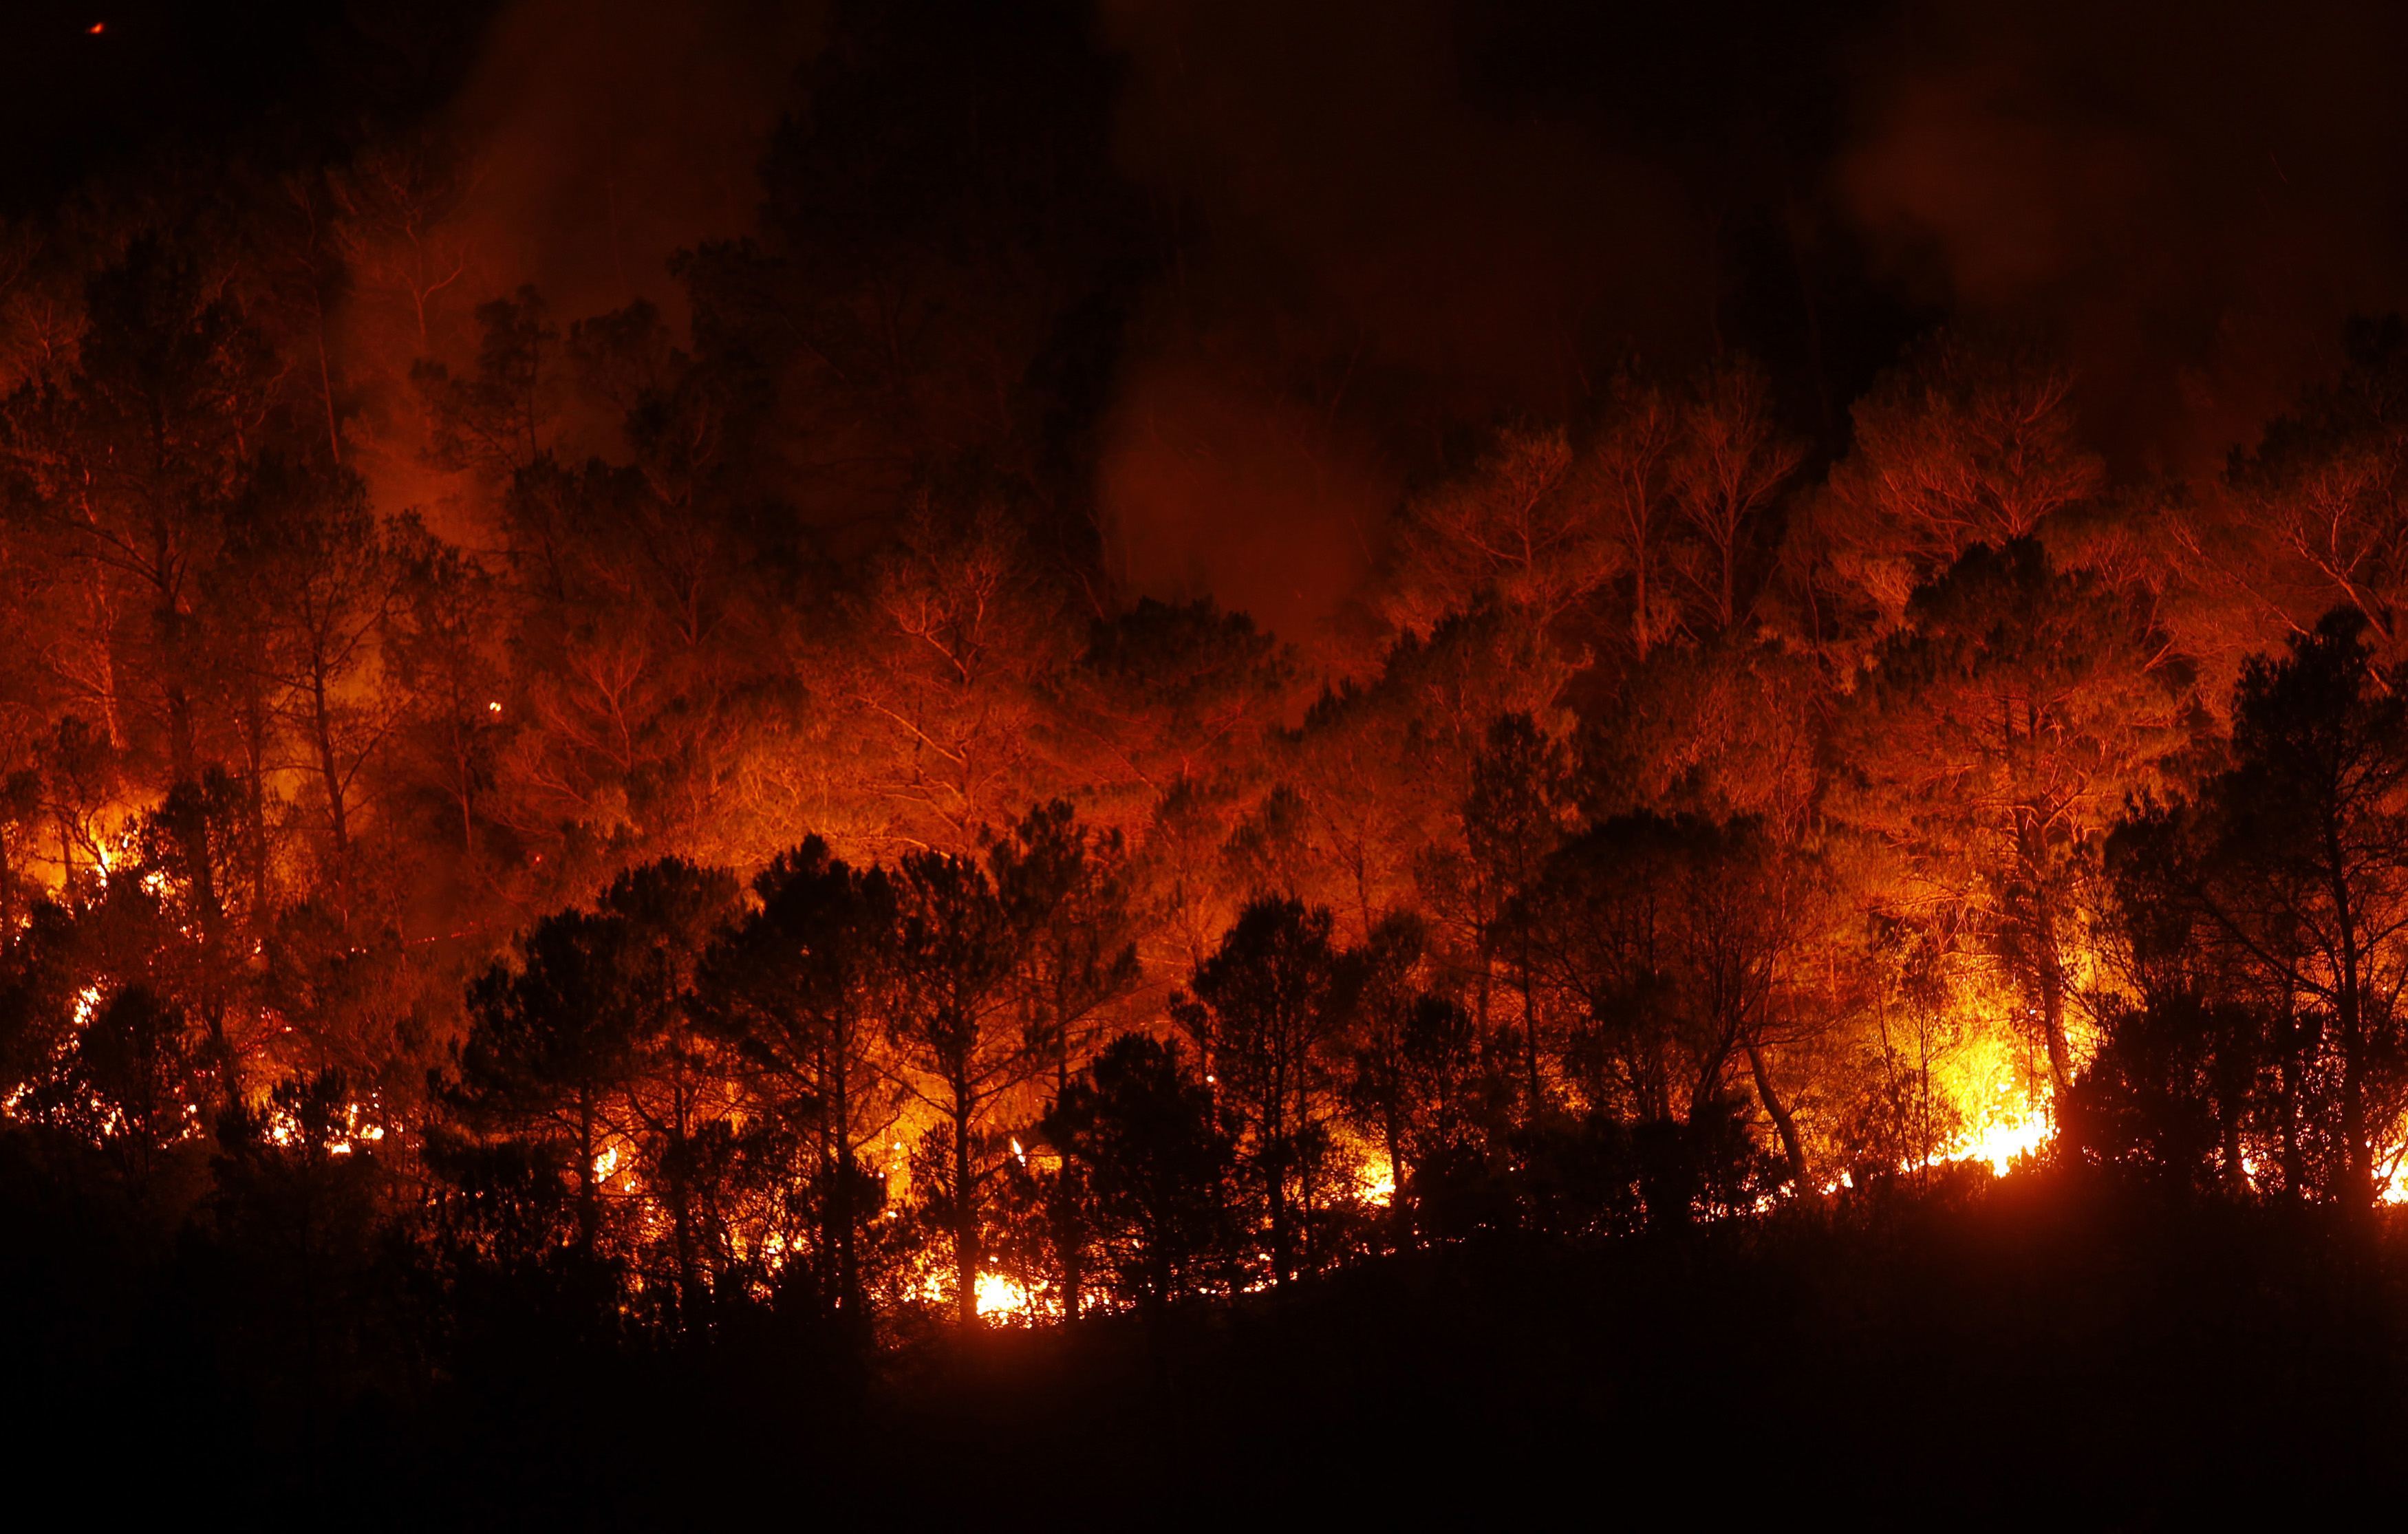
xmin=2038 ymin=947 xmax=2072 ymax=1101
xmin=1719 ymin=537 xmax=1738 ymax=634
xmin=1746 ymin=1041 xmax=1811 ymax=1196
xmin=314 ymin=288 xmax=343 ymax=466
xmin=1474 ymin=926 xmax=1494 ymax=1035
xmin=830 ymin=1040 xmax=861 ymax=1324
xmin=311 ymin=670 xmax=350 ymax=862
xmin=1266 ymin=1140 xmax=1290 ymax=1284
xmin=1052 ymin=986 xmax=1088 ymax=1319
xmin=1517 ymin=932 xmax=1542 ymax=1119
xmin=1266 ymin=1048 xmax=1293 ymax=1283
xmin=2276 ymin=998 xmax=2306 ymax=1199
xmin=1632 ymin=550 xmax=1651 ymax=662
xmin=953 ymin=1088 xmax=978 ymax=1327
xmin=2327 ymin=819 xmax=2378 ymax=1209
xmin=1059 ymin=1180 xmax=1085 ymax=1324
xmin=2017 ymin=814 xmax=2074 ymax=1102
xmin=576 ymin=1093 xmax=600 ymax=1249
xmin=2219 ymin=1099 xmax=2248 ymax=1194
xmin=666 ymin=1082 xmax=701 ymax=1332
xmin=453 ymin=718 xmax=478 ymax=856
xmin=241 ymin=680 xmax=271 ymax=912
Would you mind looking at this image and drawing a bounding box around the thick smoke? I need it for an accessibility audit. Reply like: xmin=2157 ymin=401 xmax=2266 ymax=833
xmin=1093 ymin=0 xmax=2408 ymax=634
xmin=340 ymin=0 xmax=826 ymax=536
xmin=1838 ymin=0 xmax=2408 ymax=473
xmin=1095 ymin=358 xmax=1398 ymax=643
xmin=1093 ymin=0 xmax=1710 ymax=642
xmin=379 ymin=0 xmax=2408 ymax=616
xmin=440 ymin=0 xmax=826 ymax=328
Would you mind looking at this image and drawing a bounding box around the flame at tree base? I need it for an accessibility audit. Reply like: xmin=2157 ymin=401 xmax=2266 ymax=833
xmin=1946 ymin=1108 xmax=2054 ymax=1177
xmin=912 ymin=1268 xmax=1042 ymax=1322
xmin=974 ymin=1272 xmax=1034 ymax=1320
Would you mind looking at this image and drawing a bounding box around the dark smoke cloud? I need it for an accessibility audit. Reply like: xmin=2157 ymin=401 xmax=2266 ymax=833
xmin=348 ymin=0 xmax=826 ymax=533
xmin=1092 ymin=0 xmax=1712 ymax=642
xmin=1096 ymin=357 xmax=1397 ymax=643
xmin=1099 ymin=0 xmax=1706 ymax=402
xmin=376 ymin=0 xmax=2408 ymax=623
xmin=1838 ymin=0 xmax=2408 ymax=473
xmin=442 ymin=0 xmax=828 ymax=330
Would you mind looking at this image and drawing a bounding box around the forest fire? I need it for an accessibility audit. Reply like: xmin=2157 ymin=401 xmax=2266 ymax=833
xmin=7 ymin=0 xmax=2408 ymax=1518
xmin=972 ymin=1272 xmax=1038 ymax=1321
xmin=1944 ymin=1107 xmax=2056 ymax=1179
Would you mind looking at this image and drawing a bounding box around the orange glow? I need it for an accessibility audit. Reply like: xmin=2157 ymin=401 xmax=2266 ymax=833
xmin=1358 ymin=1154 xmax=1397 ymax=1208
xmin=912 ymin=1266 xmax=1043 ymax=1321
xmin=8 ymin=56 xmax=2408 ymax=1387
xmin=974 ymin=1272 xmax=1034 ymax=1320
xmin=1941 ymin=1107 xmax=2054 ymax=1177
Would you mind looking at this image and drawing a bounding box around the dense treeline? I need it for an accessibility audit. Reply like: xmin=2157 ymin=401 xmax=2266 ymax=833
xmin=8 ymin=4 xmax=2408 ymax=1454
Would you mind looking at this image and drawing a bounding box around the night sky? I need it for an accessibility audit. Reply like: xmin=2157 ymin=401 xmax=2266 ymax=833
xmin=19 ymin=2 xmax=2408 ymax=510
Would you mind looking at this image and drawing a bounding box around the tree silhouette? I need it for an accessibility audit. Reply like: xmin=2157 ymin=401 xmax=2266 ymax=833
xmin=885 ymin=849 xmax=1032 ymax=1325
xmin=699 ymin=837 xmax=900 ymax=1328
xmin=988 ymin=799 xmax=1139 ymax=1318
xmin=1042 ymin=1033 xmax=1234 ymax=1314
xmin=1171 ymin=896 xmax=1347 ymax=1284
xmin=456 ymin=906 xmax=644 ymax=1249
xmin=2185 ymin=611 xmax=2408 ymax=1208
xmin=1456 ymin=711 xmax=1572 ymax=1115
xmin=595 ymin=858 xmax=743 ymax=1324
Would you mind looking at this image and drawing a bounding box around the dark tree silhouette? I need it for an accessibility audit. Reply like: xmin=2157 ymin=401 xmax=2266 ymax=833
xmin=885 ymin=849 xmax=1032 ymax=1326
xmin=2180 ymin=611 xmax=2408 ymax=1209
xmin=1171 ymin=896 xmax=1347 ymax=1284
xmin=455 ymin=907 xmax=645 ymax=1249
xmin=1042 ymin=1033 xmax=1234 ymax=1314
xmin=699 ymin=837 xmax=901 ymax=1327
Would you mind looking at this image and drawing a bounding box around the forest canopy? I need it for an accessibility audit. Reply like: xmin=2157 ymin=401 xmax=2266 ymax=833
xmin=6 ymin=5 xmax=2408 ymax=1456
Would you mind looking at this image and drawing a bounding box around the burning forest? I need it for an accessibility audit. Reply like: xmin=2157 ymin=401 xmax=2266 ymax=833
xmin=5 ymin=0 xmax=2408 ymax=1520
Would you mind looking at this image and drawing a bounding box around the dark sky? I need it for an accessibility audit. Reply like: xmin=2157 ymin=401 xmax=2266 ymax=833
xmin=0 ymin=3 xmax=491 ymax=213
xmin=14 ymin=0 xmax=2408 ymax=627
xmin=17 ymin=0 xmax=2408 ymax=441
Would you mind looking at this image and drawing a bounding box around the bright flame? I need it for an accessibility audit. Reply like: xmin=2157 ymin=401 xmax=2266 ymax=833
xmin=914 ymin=1266 xmax=1040 ymax=1319
xmin=1359 ymin=1155 xmax=1396 ymax=1208
xmin=1823 ymin=1101 xmax=2059 ymax=1195
xmin=1941 ymin=1106 xmax=2054 ymax=1176
xmin=2381 ymin=1135 xmax=2408 ymax=1205
xmin=975 ymin=1271 xmax=1033 ymax=1319
xmin=909 ymin=1265 xmax=1042 ymax=1320
xmin=260 ymin=1097 xmax=388 ymax=1156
